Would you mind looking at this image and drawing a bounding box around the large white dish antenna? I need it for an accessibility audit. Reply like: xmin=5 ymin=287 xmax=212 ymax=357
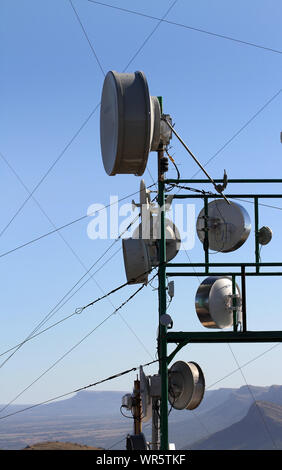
xmin=132 ymin=217 xmax=181 ymax=264
xmin=100 ymin=71 xmax=161 ymax=176
xmin=196 ymin=200 xmax=251 ymax=253
xmin=122 ymin=238 xmax=152 ymax=284
xmin=168 ymin=361 xmax=205 ymax=411
xmin=140 ymin=366 xmax=152 ymax=423
xmin=195 ymin=276 xmax=242 ymax=329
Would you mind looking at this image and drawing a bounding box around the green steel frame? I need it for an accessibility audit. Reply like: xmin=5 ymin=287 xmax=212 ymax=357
xmin=158 ymin=178 xmax=282 ymax=450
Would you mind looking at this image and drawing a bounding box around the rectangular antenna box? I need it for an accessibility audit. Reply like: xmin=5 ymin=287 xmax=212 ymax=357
xmin=150 ymin=374 xmax=161 ymax=398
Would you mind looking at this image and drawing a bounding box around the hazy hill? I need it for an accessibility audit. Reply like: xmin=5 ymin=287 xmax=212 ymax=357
xmin=1 ymin=385 xmax=282 ymax=450
xmin=168 ymin=384 xmax=282 ymax=449
xmin=0 ymin=390 xmax=127 ymax=420
xmin=189 ymin=401 xmax=282 ymax=450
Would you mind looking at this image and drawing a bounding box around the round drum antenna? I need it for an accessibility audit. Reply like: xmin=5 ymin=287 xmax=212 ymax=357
xmin=168 ymin=361 xmax=205 ymax=410
xmin=195 ymin=276 xmax=242 ymax=329
xmin=100 ymin=71 xmax=161 ymax=176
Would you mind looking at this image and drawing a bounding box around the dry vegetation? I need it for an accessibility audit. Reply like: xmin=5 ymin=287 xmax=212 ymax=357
xmin=23 ymin=441 xmax=103 ymax=450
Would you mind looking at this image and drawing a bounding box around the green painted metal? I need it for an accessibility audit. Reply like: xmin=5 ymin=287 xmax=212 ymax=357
xmin=166 ymin=330 xmax=282 ymax=343
xmin=254 ymin=197 xmax=260 ymax=274
xmin=167 ymin=262 xmax=282 ymax=267
xmin=204 ymin=197 xmax=209 ymax=274
xmin=158 ymin=178 xmax=169 ymax=451
xmin=165 ymin=179 xmax=282 ymax=184
xmin=166 ymin=271 xmax=282 ymax=276
xmin=232 ymin=275 xmax=237 ymax=332
xmin=171 ymin=193 xmax=282 ymax=199
xmin=157 ymin=177 xmax=282 ymax=451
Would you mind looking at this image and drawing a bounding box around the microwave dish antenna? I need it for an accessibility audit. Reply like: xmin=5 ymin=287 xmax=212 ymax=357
xmin=132 ymin=217 xmax=181 ymax=264
xmin=195 ymin=276 xmax=242 ymax=329
xmin=258 ymin=226 xmax=272 ymax=245
xmin=196 ymin=199 xmax=251 ymax=253
xmin=122 ymin=238 xmax=152 ymax=284
xmin=168 ymin=361 xmax=205 ymax=410
xmin=100 ymin=71 xmax=162 ymax=176
xmin=140 ymin=366 xmax=152 ymax=423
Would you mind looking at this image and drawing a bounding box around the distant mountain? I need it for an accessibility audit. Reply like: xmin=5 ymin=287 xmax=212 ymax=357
xmin=1 ymin=385 xmax=282 ymax=450
xmin=0 ymin=390 xmax=128 ymax=420
xmin=194 ymin=384 xmax=282 ymax=433
xmin=0 ymin=391 xmax=131 ymax=450
xmin=189 ymin=401 xmax=282 ymax=450
xmin=168 ymin=384 xmax=282 ymax=449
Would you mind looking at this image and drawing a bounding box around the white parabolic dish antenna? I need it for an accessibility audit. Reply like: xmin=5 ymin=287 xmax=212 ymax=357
xmin=196 ymin=199 xmax=251 ymax=253
xmin=122 ymin=238 xmax=152 ymax=284
xmin=195 ymin=276 xmax=242 ymax=329
xmin=168 ymin=361 xmax=205 ymax=411
xmin=100 ymin=71 xmax=161 ymax=176
xmin=132 ymin=217 xmax=181 ymax=264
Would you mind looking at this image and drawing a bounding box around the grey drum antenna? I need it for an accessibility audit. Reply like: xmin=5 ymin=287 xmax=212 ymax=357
xmin=168 ymin=361 xmax=205 ymax=410
xmin=195 ymin=276 xmax=242 ymax=329
xmin=100 ymin=71 xmax=165 ymax=176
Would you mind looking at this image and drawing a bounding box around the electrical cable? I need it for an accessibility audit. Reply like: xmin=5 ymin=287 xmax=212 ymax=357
xmin=0 ymin=210 xmax=141 ymax=370
xmin=169 ymin=181 xmax=282 ymax=213
xmin=2 ymin=1 xmax=280 ymax=448
xmin=109 ymin=343 xmax=282 ymax=450
xmin=167 ymin=182 xmax=278 ymax=447
xmin=190 ymin=88 xmax=282 ymax=178
xmin=0 ymin=274 xmax=157 ymax=414
xmin=0 ymin=0 xmax=175 ymax=243
xmin=121 ymin=0 xmax=178 ymax=72
xmin=0 ymin=103 xmax=100 ymax=239
xmin=206 ymin=343 xmax=280 ymax=389
xmin=162 ymin=117 xmax=230 ymax=204
xmin=0 ymin=0 xmax=178 ymax=388
xmin=0 ymin=149 xmax=151 ymax=363
xmin=0 ymin=247 xmax=122 ymax=360
xmin=227 ymin=343 xmax=278 ymax=449
xmin=120 ymin=405 xmax=134 ymax=420
xmin=69 ymin=0 xmax=105 ymax=77
xmin=0 ymin=185 xmax=154 ymax=260
xmin=0 ymin=356 xmax=160 ymax=421
xmin=88 ymin=0 xmax=282 ymax=55
xmin=0 ymin=260 xmax=155 ymax=361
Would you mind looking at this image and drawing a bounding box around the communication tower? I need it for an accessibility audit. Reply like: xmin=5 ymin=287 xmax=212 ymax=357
xmin=100 ymin=70 xmax=282 ymax=450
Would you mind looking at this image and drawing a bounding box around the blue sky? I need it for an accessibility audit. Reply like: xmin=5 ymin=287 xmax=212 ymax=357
xmin=0 ymin=0 xmax=281 ymax=416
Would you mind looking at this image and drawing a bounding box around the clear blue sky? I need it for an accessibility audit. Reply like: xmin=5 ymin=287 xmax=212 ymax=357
xmin=0 ymin=0 xmax=281 ymax=411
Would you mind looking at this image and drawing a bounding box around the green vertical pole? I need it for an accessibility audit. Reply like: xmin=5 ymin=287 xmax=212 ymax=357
xmin=241 ymin=265 xmax=247 ymax=332
xmin=157 ymin=96 xmax=168 ymax=450
xmin=204 ymin=197 xmax=209 ymax=273
xmin=158 ymin=156 xmax=168 ymax=451
xmin=254 ymin=197 xmax=260 ymax=273
xmin=232 ymin=274 xmax=237 ymax=332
